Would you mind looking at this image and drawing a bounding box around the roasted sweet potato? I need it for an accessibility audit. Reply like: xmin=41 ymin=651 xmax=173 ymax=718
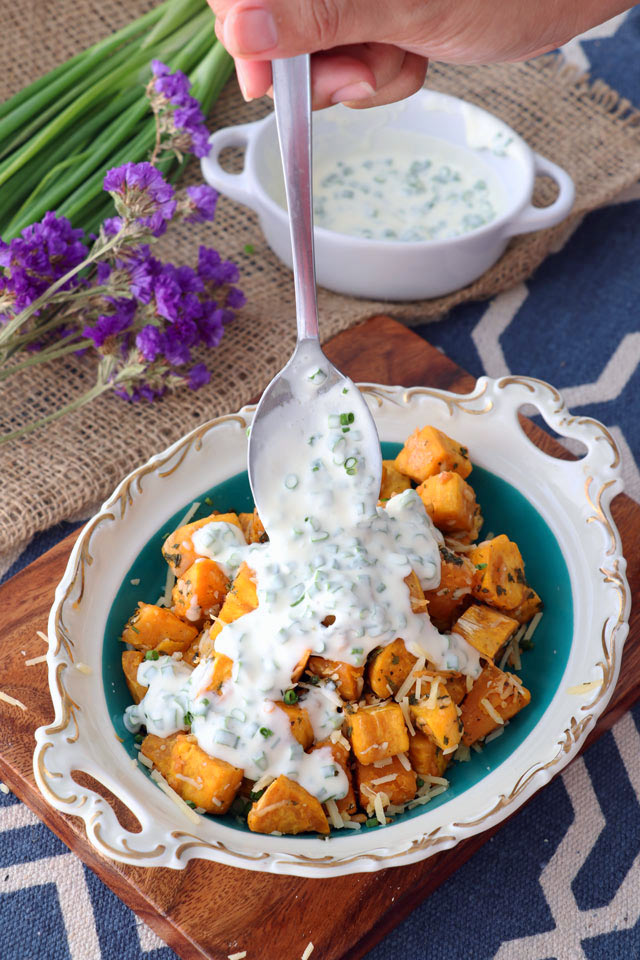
xmin=469 ymin=535 xmax=530 ymax=612
xmin=367 ymin=639 xmax=417 ymax=699
xmin=405 ymin=569 xmax=428 ymax=614
xmin=347 ymin=701 xmax=409 ymax=764
xmin=247 ymin=774 xmax=329 ymax=835
xmin=306 ymin=656 xmax=364 ymax=701
xmin=408 ymin=730 xmax=449 ymax=777
xmin=394 ymin=425 xmax=471 ymax=483
xmin=510 ymin=588 xmax=543 ymax=625
xmin=141 ymin=733 xmax=243 ymax=814
xmin=460 ymin=662 xmax=531 ymax=745
xmin=162 ymin=512 xmax=243 ymax=577
xmin=171 ymin=558 xmax=229 ymax=625
xmin=423 ymin=546 xmax=477 ymax=630
xmin=199 ymin=561 xmax=259 ymax=659
xmin=275 ymin=702 xmax=314 ymax=749
xmin=121 ymin=602 xmax=198 ymax=654
xmin=452 ymin=603 xmax=519 ymax=660
xmin=122 ymin=649 xmax=147 ymax=704
xmin=356 ymin=755 xmax=417 ymax=811
xmin=193 ymin=652 xmax=233 ymax=698
xmin=379 ymin=460 xmax=412 ymax=500
xmin=410 ymin=678 xmax=463 ymax=753
xmin=416 ymin=471 xmax=481 ymax=538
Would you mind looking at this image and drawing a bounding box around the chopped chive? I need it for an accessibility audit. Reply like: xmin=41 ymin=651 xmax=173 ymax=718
xmin=186 ymin=800 xmax=197 ymax=809
xmin=134 ymin=733 xmax=144 ymax=744
xmin=342 ymin=387 xmax=349 ymax=394
xmin=475 ymin=563 xmax=487 ymax=570
xmin=284 ymin=473 xmax=298 ymax=490
xmin=183 ymin=712 xmax=193 ymax=726
xmin=283 ymin=688 xmax=298 ymax=705
xmin=250 ymin=787 xmax=266 ymax=801
xmin=365 ymin=817 xmax=379 ymax=828
xmin=416 ymin=777 xmax=425 ymax=788
xmin=144 ymin=650 xmax=160 ymax=661
xmin=259 ymin=726 xmax=273 ymax=738
xmin=339 ymin=412 xmax=354 ymax=425
xmin=290 ymin=594 xmax=305 ymax=607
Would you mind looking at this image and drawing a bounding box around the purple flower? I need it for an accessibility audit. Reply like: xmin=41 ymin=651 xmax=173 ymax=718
xmin=136 ymin=324 xmax=163 ymax=361
xmin=197 ymin=302 xmax=225 ymax=348
xmin=103 ymin=162 xmax=176 ymax=236
xmin=103 ymin=217 xmax=123 ymax=236
xmin=184 ymin=185 xmax=218 ymax=224
xmin=0 ymin=213 xmax=88 ymax=314
xmin=83 ymin=297 xmax=136 ymax=348
xmin=186 ymin=363 xmax=210 ymax=390
xmin=96 ymin=261 xmax=111 ymax=285
xmin=153 ymin=272 xmax=182 ymax=322
xmin=226 ymin=286 xmax=246 ymax=310
xmin=197 ymin=246 xmax=240 ymax=286
xmin=161 ymin=325 xmax=191 ymax=366
xmin=151 ymin=60 xmax=191 ymax=103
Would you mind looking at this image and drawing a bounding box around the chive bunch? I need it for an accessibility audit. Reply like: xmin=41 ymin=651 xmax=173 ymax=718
xmin=0 ymin=0 xmax=233 ymax=240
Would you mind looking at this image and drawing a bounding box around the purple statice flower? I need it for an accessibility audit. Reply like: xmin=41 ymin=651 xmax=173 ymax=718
xmin=135 ymin=324 xmax=163 ymax=362
xmin=197 ymin=246 xmax=240 ymax=286
xmin=83 ymin=297 xmax=136 ymax=348
xmin=226 ymin=286 xmax=246 ymax=310
xmin=197 ymin=301 xmax=225 ymax=348
xmin=186 ymin=363 xmax=210 ymax=390
xmin=0 ymin=212 xmax=88 ymax=315
xmin=148 ymin=61 xmax=211 ymax=159
xmin=183 ymin=185 xmax=218 ymax=224
xmin=103 ymin=162 xmax=176 ymax=236
xmin=102 ymin=217 xmax=123 ymax=237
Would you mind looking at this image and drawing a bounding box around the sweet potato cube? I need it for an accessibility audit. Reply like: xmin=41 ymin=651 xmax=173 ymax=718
xmin=141 ymin=733 xmax=243 ymax=814
xmin=469 ymin=535 xmax=529 ymax=611
xmin=122 ymin=650 xmax=147 ymax=704
xmin=510 ymin=588 xmax=543 ymax=625
xmin=310 ymin=739 xmax=357 ymax=817
xmin=307 ymin=656 xmax=364 ymax=701
xmin=275 ymin=702 xmax=314 ymax=749
xmin=292 ymin=649 xmax=311 ymax=684
xmin=367 ymin=639 xmax=417 ymax=699
xmin=193 ymin=651 xmax=233 ymax=698
xmin=217 ymin=562 xmax=258 ymax=623
xmin=460 ymin=662 xmax=531 ymax=745
xmin=394 ymin=425 xmax=472 ymax=483
xmin=247 ymin=775 xmax=329 ymax=835
xmin=356 ymin=755 xmax=417 ymax=812
xmin=416 ymin=471 xmax=480 ymax=536
xmin=121 ymin=602 xmax=198 ymax=654
xmin=408 ymin=730 xmax=449 ymax=777
xmin=172 ymin=558 xmax=229 ymax=624
xmin=379 ymin=460 xmax=412 ymax=500
xmin=348 ymin=701 xmax=409 ymax=764
xmin=405 ymin=570 xmax=428 ymax=614
xmin=238 ymin=508 xmax=268 ymax=544
xmin=423 ymin=546 xmax=478 ymax=630
xmin=162 ymin=512 xmax=242 ymax=577
xmin=410 ymin=679 xmax=463 ymax=753
xmin=452 ymin=603 xmax=519 ymax=660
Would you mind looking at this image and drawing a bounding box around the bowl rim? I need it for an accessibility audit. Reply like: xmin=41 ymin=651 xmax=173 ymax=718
xmin=33 ymin=376 xmax=630 ymax=876
xmin=242 ymin=88 xmax=535 ymax=249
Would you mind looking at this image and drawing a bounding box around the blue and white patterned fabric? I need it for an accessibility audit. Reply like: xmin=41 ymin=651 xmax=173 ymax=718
xmin=1 ymin=13 xmax=639 ymax=959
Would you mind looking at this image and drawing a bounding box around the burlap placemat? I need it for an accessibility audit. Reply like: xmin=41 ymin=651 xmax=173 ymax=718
xmin=2 ymin=1 xmax=640 ymax=569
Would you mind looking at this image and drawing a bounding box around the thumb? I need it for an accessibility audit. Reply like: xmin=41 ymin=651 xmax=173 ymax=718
xmin=218 ymin=0 xmax=423 ymax=59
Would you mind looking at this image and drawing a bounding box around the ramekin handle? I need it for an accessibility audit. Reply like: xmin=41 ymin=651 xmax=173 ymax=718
xmin=200 ymin=121 xmax=260 ymax=208
xmin=506 ymin=153 xmax=575 ymax=235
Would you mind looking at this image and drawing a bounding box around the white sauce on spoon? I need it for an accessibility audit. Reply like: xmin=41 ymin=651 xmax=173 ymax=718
xmin=124 ymin=372 xmax=482 ymax=808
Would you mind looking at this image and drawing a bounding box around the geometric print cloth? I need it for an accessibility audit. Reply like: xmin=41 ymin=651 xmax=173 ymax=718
xmin=2 ymin=13 xmax=640 ymax=960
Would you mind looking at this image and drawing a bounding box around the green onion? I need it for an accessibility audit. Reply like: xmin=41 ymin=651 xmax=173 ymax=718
xmin=475 ymin=563 xmax=488 ymax=570
xmin=144 ymin=650 xmax=160 ymax=661
xmin=183 ymin=711 xmax=194 ymax=726
xmin=259 ymin=727 xmax=273 ymax=738
xmin=416 ymin=777 xmax=425 ymax=788
xmin=339 ymin=412 xmax=354 ymax=425
xmin=134 ymin=733 xmax=145 ymax=744
xmin=283 ymin=688 xmax=298 ymax=705
xmin=365 ymin=817 xmax=379 ymax=828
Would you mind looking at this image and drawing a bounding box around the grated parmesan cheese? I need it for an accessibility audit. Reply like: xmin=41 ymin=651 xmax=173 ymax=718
xmin=484 ymin=726 xmax=505 ymax=744
xmin=371 ymin=773 xmax=398 ymax=786
xmin=425 ymin=676 xmax=441 ymax=711
xmin=75 ymin=662 xmax=92 ymax=675
xmin=150 ymin=769 xmax=200 ymax=823
xmin=373 ymin=792 xmax=388 ymax=825
xmin=340 ymin=818 xmax=361 ymax=830
xmin=329 ymin=729 xmax=351 ymax=752
xmin=373 ymin=757 xmax=392 ymax=769
xmin=567 ymin=680 xmax=600 ymax=695
xmin=25 ymin=655 xmax=47 ymax=666
xmin=454 ymin=744 xmax=471 ymax=762
xmin=137 ymin=753 xmax=153 ymax=769
xmin=0 ymin=783 xmax=9 ymax=795
xmin=397 ymin=752 xmax=411 ymax=771
xmin=480 ymin=697 xmax=504 ymax=725
xmin=399 ymin=697 xmax=415 ymax=736
xmin=301 ymin=943 xmax=314 ymax=960
xmin=36 ymin=630 xmax=49 ymax=644
xmin=228 ymin=952 xmax=247 ymax=960
xmin=174 ymin=772 xmax=203 ymax=790
xmin=0 ymin=691 xmax=26 ymax=711
xmin=422 ymin=775 xmax=449 ymax=787
xmin=253 ymin=773 xmax=276 ymax=793
xmin=325 ymin=798 xmax=344 ymax=829
xmin=523 ymin=611 xmax=543 ymax=642
xmin=395 ymin=656 xmax=426 ymax=703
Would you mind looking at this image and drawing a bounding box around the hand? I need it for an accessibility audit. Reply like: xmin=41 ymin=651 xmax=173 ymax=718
xmin=208 ymin=0 xmax=631 ymax=108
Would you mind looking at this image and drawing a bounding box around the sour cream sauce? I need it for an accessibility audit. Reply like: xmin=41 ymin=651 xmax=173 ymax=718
xmin=308 ymin=132 xmax=504 ymax=243
xmin=125 ymin=371 xmax=482 ymax=810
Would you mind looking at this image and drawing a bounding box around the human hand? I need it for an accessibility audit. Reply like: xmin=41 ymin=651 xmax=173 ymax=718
xmin=208 ymin=0 xmax=631 ymax=108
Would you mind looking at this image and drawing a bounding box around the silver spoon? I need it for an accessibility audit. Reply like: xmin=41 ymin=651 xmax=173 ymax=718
xmin=247 ymin=54 xmax=382 ymax=518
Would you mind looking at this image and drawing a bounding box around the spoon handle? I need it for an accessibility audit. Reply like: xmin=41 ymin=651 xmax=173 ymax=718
xmin=272 ymin=55 xmax=319 ymax=343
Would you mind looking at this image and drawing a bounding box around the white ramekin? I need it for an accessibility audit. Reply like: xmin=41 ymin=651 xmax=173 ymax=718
xmin=201 ymin=89 xmax=575 ymax=301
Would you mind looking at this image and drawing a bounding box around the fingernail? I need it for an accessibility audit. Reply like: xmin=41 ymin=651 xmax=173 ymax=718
xmin=225 ymin=6 xmax=278 ymax=55
xmin=330 ymin=81 xmax=376 ymax=105
xmin=235 ymin=62 xmax=253 ymax=102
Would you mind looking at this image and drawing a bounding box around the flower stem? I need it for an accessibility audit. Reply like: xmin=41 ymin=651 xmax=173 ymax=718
xmin=0 ymin=381 xmax=111 ymax=446
xmin=0 ymin=338 xmax=93 ymax=382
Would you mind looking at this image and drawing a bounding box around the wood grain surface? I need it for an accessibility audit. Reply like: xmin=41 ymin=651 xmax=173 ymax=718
xmin=0 ymin=316 xmax=637 ymax=960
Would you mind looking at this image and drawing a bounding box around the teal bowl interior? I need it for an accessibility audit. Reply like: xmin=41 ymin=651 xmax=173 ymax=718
xmin=104 ymin=442 xmax=573 ymax=833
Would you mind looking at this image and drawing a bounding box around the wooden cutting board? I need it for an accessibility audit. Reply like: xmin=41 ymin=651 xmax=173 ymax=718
xmin=0 ymin=315 xmax=638 ymax=960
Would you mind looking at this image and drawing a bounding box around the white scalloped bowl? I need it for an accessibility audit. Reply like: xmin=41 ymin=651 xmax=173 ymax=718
xmin=34 ymin=378 xmax=629 ymax=877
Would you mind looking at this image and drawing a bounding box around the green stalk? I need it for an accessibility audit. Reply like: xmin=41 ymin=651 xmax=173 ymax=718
xmin=142 ymin=0 xmax=207 ymax=49
xmin=191 ymin=40 xmax=235 ymax=112
xmin=0 ymin=9 xmax=212 ymax=189
xmin=0 ymin=0 xmax=180 ymax=125
xmin=0 ymin=338 xmax=94 ymax=382
xmin=0 ymin=381 xmax=110 ymax=445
